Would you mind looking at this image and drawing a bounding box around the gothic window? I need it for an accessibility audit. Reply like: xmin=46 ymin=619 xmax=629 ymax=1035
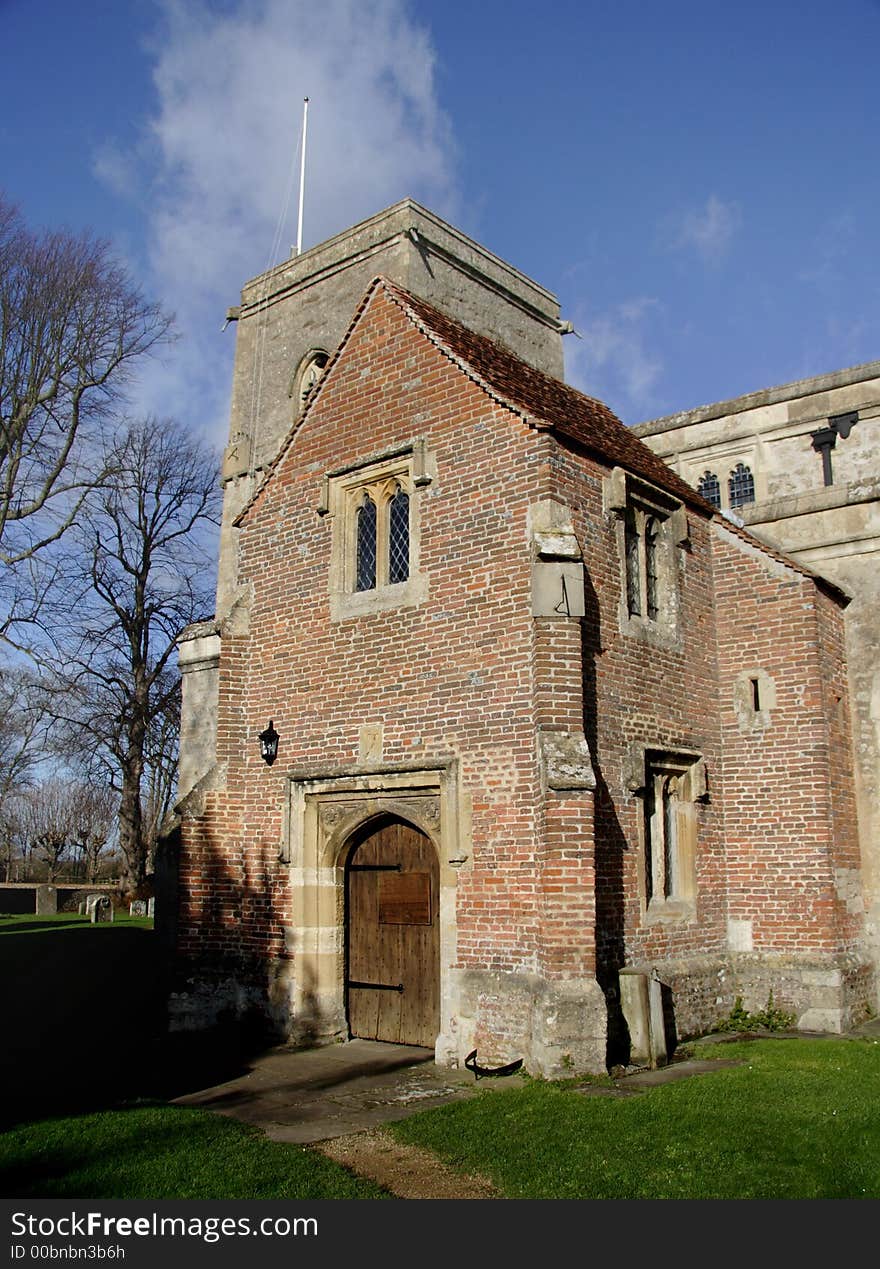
xmin=348 ymin=480 xmax=411 ymax=591
xmin=728 ymin=462 xmax=755 ymax=508
xmin=324 ymin=445 xmax=430 ymax=620
xmin=697 ymin=470 xmax=721 ymax=508
xmin=290 ymin=349 xmax=330 ymax=414
xmin=624 ymin=506 xmax=641 ymax=617
xmin=606 ymin=467 xmax=684 ymax=642
xmin=644 ymin=517 xmax=659 ymax=622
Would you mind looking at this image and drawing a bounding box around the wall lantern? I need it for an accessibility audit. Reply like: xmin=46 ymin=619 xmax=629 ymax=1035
xmin=259 ymin=719 xmax=279 ymax=766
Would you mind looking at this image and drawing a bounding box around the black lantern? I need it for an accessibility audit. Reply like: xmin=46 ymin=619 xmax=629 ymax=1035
xmin=259 ymin=719 xmax=279 ymax=766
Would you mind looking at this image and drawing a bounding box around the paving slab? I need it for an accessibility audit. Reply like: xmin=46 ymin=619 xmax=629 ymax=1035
xmin=172 ymin=1038 xmax=519 ymax=1144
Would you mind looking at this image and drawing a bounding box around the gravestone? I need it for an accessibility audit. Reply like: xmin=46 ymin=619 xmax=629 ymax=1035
xmin=35 ymin=885 xmax=58 ymax=916
xmin=86 ymin=894 xmax=113 ymax=924
xmin=129 ymin=900 xmax=148 ymax=917
xmin=147 ymin=897 xmax=155 ymax=918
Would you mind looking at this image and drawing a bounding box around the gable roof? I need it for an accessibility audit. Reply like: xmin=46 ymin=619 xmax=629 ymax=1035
xmin=231 ymin=276 xmax=848 ymax=603
xmin=379 ymin=278 xmax=712 ymax=513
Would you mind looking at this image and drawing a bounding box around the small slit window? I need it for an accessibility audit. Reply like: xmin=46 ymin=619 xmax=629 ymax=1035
xmin=644 ymin=517 xmax=659 ymax=622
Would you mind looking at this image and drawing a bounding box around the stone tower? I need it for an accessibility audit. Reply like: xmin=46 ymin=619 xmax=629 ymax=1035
xmin=179 ymin=200 xmax=566 ymax=798
xmin=215 ymin=199 xmax=565 ymax=615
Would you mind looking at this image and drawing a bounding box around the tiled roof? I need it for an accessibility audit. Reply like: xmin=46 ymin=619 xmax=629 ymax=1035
xmin=232 ymin=276 xmax=849 ymax=603
xmin=381 ymin=279 xmax=714 ymax=513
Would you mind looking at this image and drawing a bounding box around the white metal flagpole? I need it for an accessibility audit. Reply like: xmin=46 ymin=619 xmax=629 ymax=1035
xmin=295 ymin=97 xmax=309 ymax=257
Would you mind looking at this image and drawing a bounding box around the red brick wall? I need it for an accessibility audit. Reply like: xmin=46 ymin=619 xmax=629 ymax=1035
xmin=548 ymin=442 xmax=727 ymax=983
xmin=177 ymin=284 xmax=866 ymax=1044
xmin=712 ymin=528 xmax=857 ymax=954
xmin=180 ymin=287 xmax=556 ymax=984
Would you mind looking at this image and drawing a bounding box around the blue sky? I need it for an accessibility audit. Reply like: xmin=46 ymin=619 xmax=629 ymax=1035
xmin=2 ymin=0 xmax=878 ymax=441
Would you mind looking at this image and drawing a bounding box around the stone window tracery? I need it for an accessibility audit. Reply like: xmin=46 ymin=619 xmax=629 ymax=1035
xmin=728 ymin=462 xmax=755 ymax=508
xmin=322 ymin=443 xmax=432 ymax=620
xmin=290 ymin=349 xmax=330 ymax=414
xmin=624 ymin=504 xmax=665 ymax=622
xmin=605 ymin=466 xmax=687 ymax=645
xmin=697 ymin=470 xmax=721 ymax=507
xmin=355 ymin=493 xmax=378 ymax=591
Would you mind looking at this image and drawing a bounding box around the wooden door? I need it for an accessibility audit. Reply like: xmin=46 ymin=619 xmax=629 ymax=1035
xmin=346 ymin=819 xmax=440 ymax=1047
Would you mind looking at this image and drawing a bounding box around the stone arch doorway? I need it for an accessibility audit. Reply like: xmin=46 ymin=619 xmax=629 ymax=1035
xmin=344 ymin=815 xmax=440 ymax=1047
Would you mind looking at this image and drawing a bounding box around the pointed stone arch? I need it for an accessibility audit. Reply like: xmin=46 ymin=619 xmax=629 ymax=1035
xmin=344 ymin=814 xmax=440 ymax=1046
xmin=281 ymin=761 xmax=467 ymax=1057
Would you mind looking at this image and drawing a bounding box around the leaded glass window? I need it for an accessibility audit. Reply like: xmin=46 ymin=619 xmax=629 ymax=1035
xmin=355 ymin=495 xmax=377 ymax=591
xmin=697 ymin=470 xmax=721 ymax=508
xmin=388 ymin=486 xmax=410 ymax=584
xmin=728 ymin=463 xmax=755 ymax=508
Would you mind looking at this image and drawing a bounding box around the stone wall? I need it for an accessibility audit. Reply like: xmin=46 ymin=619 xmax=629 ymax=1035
xmin=636 ymin=362 xmax=880 ymax=1011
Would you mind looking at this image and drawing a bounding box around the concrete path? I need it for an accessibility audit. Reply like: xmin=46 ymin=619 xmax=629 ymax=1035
xmin=173 ymin=1017 xmax=880 ymax=1146
xmin=173 ymin=1038 xmax=520 ymax=1145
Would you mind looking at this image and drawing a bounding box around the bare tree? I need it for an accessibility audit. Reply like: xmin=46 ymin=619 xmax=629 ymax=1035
xmin=0 ymin=664 xmax=44 ymax=809
xmin=0 ymin=194 xmax=173 ymax=647
xmin=0 ymin=794 xmax=27 ymax=881
xmin=47 ymin=417 xmax=220 ymax=892
xmin=21 ymin=781 xmax=73 ymax=882
xmin=68 ymin=781 xmax=118 ymax=883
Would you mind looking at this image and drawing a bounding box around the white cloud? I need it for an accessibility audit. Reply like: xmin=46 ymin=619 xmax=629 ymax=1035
xmin=102 ymin=0 xmax=457 ymax=442
xmin=670 ymin=194 xmax=741 ymax=265
xmin=564 ymin=297 xmax=664 ymax=419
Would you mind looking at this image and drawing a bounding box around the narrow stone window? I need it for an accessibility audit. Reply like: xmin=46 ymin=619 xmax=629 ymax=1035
xmin=355 ymin=494 xmax=377 ymax=591
xmin=646 ymin=770 xmax=683 ymax=903
xmin=642 ymin=751 xmax=703 ymax=911
xmin=750 ymin=677 xmax=761 ymax=710
xmin=605 ymin=467 xmax=682 ymax=643
xmin=625 ymin=506 xmax=641 ymax=616
xmin=290 ymin=349 xmax=330 ymax=415
xmin=624 ymin=503 xmax=662 ymax=622
xmin=388 ymin=485 xmax=410 ymax=584
xmin=728 ymin=463 xmax=755 ymax=508
xmin=697 ymin=470 xmax=721 ymax=507
xmin=645 ymin=517 xmax=659 ymax=621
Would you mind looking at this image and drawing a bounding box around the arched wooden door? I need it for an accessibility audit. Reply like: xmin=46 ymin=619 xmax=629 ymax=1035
xmin=345 ymin=819 xmax=440 ymax=1047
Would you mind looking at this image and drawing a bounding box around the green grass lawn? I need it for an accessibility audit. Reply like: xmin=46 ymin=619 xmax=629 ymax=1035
xmin=0 ymin=1104 xmax=387 ymax=1200
xmin=3 ymin=915 xmax=878 ymax=1200
xmin=390 ymin=1036 xmax=880 ymax=1199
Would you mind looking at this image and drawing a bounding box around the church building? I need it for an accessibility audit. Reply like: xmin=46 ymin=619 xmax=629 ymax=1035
xmin=171 ymin=201 xmax=874 ymax=1075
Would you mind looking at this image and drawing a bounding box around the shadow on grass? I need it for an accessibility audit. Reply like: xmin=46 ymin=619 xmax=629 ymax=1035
xmin=0 ymin=917 xmax=273 ymax=1129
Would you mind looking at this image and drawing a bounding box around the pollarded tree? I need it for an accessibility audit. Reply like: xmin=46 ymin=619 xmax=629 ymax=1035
xmin=21 ymin=780 xmax=73 ymax=882
xmin=49 ymin=417 xmax=220 ymax=892
xmin=0 ymin=194 xmax=173 ymax=647
xmin=67 ymin=781 xmax=119 ymax=883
